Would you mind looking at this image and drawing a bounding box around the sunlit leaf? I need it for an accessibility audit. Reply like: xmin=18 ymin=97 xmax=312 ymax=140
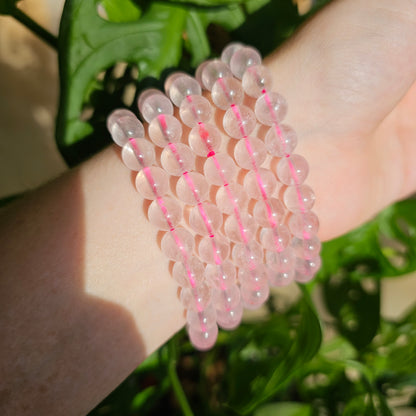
xmin=254 ymin=402 xmax=312 ymax=416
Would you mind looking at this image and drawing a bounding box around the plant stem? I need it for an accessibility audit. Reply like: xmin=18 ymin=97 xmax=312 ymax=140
xmin=11 ymin=7 xmax=58 ymax=50
xmin=167 ymin=338 xmax=194 ymax=416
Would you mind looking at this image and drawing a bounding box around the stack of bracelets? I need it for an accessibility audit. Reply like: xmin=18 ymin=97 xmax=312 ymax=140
xmin=107 ymin=43 xmax=321 ymax=350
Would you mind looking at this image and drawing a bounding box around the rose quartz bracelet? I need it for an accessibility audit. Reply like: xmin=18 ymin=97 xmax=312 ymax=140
xmin=107 ymin=43 xmax=321 ymax=350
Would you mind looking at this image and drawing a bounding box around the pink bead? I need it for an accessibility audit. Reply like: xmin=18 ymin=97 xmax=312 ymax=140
xmin=135 ymin=166 xmax=169 ymax=199
xmin=221 ymin=42 xmax=244 ymax=65
xmin=230 ymin=46 xmax=262 ymax=79
xmin=213 ymin=284 xmax=241 ymax=310
xmin=268 ymin=267 xmax=295 ymax=287
xmin=198 ymin=234 xmax=230 ymax=264
xmin=201 ymin=59 xmax=233 ymax=90
xmin=234 ymin=137 xmax=267 ymax=170
xmin=238 ymin=265 xmax=268 ymax=288
xmin=255 ymin=92 xmax=288 ymax=126
xmin=188 ymin=123 xmax=222 ymax=157
xmin=260 ymin=224 xmax=291 ymax=252
xmin=266 ymin=247 xmax=295 ymax=272
xmin=253 ymin=198 xmax=285 ymax=228
xmin=288 ymin=211 xmax=320 ymax=238
xmin=206 ymin=260 xmax=236 ymax=290
xmin=232 ymin=240 xmax=263 ymax=269
xmin=203 ymin=153 xmax=237 ymax=186
xmin=195 ymin=60 xmax=209 ymax=85
xmin=295 ymin=256 xmax=322 ymax=283
xmin=121 ymin=138 xmax=155 ymax=171
xmin=180 ymin=282 xmax=212 ymax=311
xmin=265 ymin=124 xmax=298 ymax=157
xmin=223 ymin=104 xmax=256 ymax=138
xmin=147 ymin=196 xmax=182 ymax=231
xmin=187 ymin=322 xmax=218 ymax=351
xmin=148 ymin=114 xmax=182 ymax=147
xmin=215 ymin=183 xmax=248 ymax=215
xmin=176 ymin=172 xmax=209 ymax=205
xmin=179 ymin=95 xmax=212 ymax=127
xmin=165 ymin=73 xmax=202 ymax=107
xmin=172 ymin=258 xmax=205 ymax=288
xmin=216 ymin=301 xmax=243 ymax=330
xmin=276 ymin=154 xmax=309 ymax=186
xmin=138 ymin=89 xmax=173 ymax=123
xmin=211 ymin=77 xmax=244 ymax=110
xmin=243 ymin=168 xmax=278 ymax=200
xmin=240 ymin=281 xmax=269 ymax=310
xmin=189 ymin=202 xmax=223 ymax=236
xmin=291 ymin=235 xmax=321 ymax=260
xmin=161 ymin=227 xmax=194 ymax=261
xmin=283 ymin=184 xmax=316 ymax=212
xmin=161 ymin=143 xmax=195 ymax=176
xmin=186 ymin=304 xmax=217 ymax=329
xmin=224 ymin=212 xmax=256 ymax=243
xmin=107 ymin=109 xmax=145 ymax=146
xmin=242 ymin=64 xmax=273 ymax=98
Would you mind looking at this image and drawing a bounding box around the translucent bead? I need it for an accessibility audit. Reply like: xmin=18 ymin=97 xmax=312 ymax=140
xmin=230 ymin=46 xmax=262 ymax=79
xmin=242 ymin=64 xmax=273 ymax=98
xmin=188 ymin=123 xmax=222 ymax=157
xmin=187 ymin=322 xmax=218 ymax=351
xmin=198 ymin=234 xmax=230 ymax=264
xmin=180 ymin=281 xmax=211 ymax=311
xmin=224 ymin=212 xmax=256 ymax=243
xmin=223 ymin=104 xmax=256 ymax=138
xmin=234 ymin=137 xmax=267 ymax=170
xmin=176 ymin=172 xmax=209 ymax=205
xmin=288 ymin=211 xmax=320 ymax=238
xmin=195 ymin=60 xmax=209 ymax=86
xmin=189 ymin=202 xmax=223 ymax=236
xmin=232 ymin=240 xmax=263 ymax=269
xmin=161 ymin=227 xmax=194 ymax=261
xmin=238 ymin=265 xmax=268 ymax=288
xmin=221 ymin=42 xmax=244 ymax=65
xmin=216 ymin=183 xmax=249 ymax=215
xmin=240 ymin=281 xmax=270 ymax=310
xmin=121 ymin=138 xmax=155 ymax=171
xmin=212 ymin=77 xmax=244 ymax=110
xmin=172 ymin=258 xmax=205 ymax=288
xmin=255 ymin=92 xmax=288 ymax=126
xmin=295 ymin=256 xmax=322 ymax=283
xmin=243 ymin=168 xmax=278 ymax=200
xmin=147 ymin=196 xmax=182 ymax=231
xmin=148 ymin=114 xmax=182 ymax=147
xmin=283 ymin=185 xmax=316 ymax=212
xmin=165 ymin=73 xmax=202 ymax=107
xmin=291 ymin=235 xmax=321 ymax=260
xmin=138 ymin=89 xmax=173 ymax=123
xmin=186 ymin=304 xmax=217 ymax=329
xmin=253 ymin=198 xmax=285 ymax=228
xmin=268 ymin=267 xmax=295 ymax=287
xmin=260 ymin=224 xmax=291 ymax=252
xmin=107 ymin=109 xmax=145 ymax=147
xmin=135 ymin=166 xmax=169 ymax=199
xmin=212 ymin=284 xmax=241 ymax=310
xmin=265 ymin=124 xmax=298 ymax=157
xmin=205 ymin=260 xmax=236 ymax=290
xmin=201 ymin=59 xmax=233 ymax=91
xmin=216 ymin=301 xmax=243 ymax=330
xmin=276 ymin=154 xmax=309 ymax=186
xmin=266 ymin=247 xmax=295 ymax=272
xmin=179 ymin=95 xmax=212 ymax=127
xmin=203 ymin=153 xmax=237 ymax=186
xmin=161 ymin=143 xmax=195 ymax=176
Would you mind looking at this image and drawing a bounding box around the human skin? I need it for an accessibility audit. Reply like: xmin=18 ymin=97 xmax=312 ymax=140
xmin=1 ymin=0 xmax=416 ymax=414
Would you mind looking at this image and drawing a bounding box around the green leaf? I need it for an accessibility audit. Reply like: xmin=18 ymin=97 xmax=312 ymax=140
xmin=99 ymin=0 xmax=141 ymax=22
xmin=184 ymin=10 xmax=211 ymax=67
xmin=254 ymin=402 xmax=312 ymax=416
xmin=0 ymin=0 xmax=19 ymax=15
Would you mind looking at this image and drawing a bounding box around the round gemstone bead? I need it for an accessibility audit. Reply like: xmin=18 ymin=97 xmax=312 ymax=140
xmin=107 ymin=109 xmax=145 ymax=147
xmin=161 ymin=227 xmax=194 ymax=262
xmin=165 ymin=73 xmax=202 ymax=107
xmin=135 ymin=166 xmax=169 ymax=199
xmin=176 ymin=172 xmax=209 ymax=205
xmin=186 ymin=304 xmax=217 ymax=329
xmin=230 ymin=46 xmax=262 ymax=79
xmin=180 ymin=282 xmax=212 ymax=311
xmin=172 ymin=257 xmax=205 ymax=288
xmin=148 ymin=114 xmax=182 ymax=147
xmin=295 ymin=256 xmax=322 ymax=283
xmin=255 ymin=92 xmax=288 ymax=125
xmin=224 ymin=212 xmax=256 ymax=243
xmin=276 ymin=154 xmax=309 ymax=186
xmin=121 ymin=138 xmax=155 ymax=170
xmin=253 ymin=198 xmax=285 ymax=228
xmin=188 ymin=123 xmax=222 ymax=157
xmin=189 ymin=202 xmax=223 ymax=236
xmin=211 ymin=77 xmax=244 ymax=110
xmin=221 ymin=42 xmax=244 ymax=65
xmin=203 ymin=153 xmax=237 ymax=186
xmin=187 ymin=322 xmax=218 ymax=351
xmin=212 ymin=284 xmax=241 ymax=310
xmin=216 ymin=183 xmax=249 ymax=215
xmin=265 ymin=124 xmax=298 ymax=157
xmin=179 ymin=95 xmax=212 ymax=127
xmin=205 ymin=260 xmax=236 ymax=290
xmin=147 ymin=196 xmax=182 ymax=231
xmin=161 ymin=143 xmax=195 ymax=176
xmin=138 ymin=89 xmax=173 ymax=123
xmin=283 ymin=184 xmax=316 ymax=212
xmin=243 ymin=168 xmax=278 ymax=200
xmin=240 ymin=281 xmax=269 ymax=310
xmin=242 ymin=64 xmax=273 ymax=98
xmin=198 ymin=234 xmax=230 ymax=264
xmin=268 ymin=267 xmax=295 ymax=287
xmin=266 ymin=247 xmax=295 ymax=272
xmin=291 ymin=235 xmax=321 ymax=260
xmin=201 ymin=59 xmax=233 ymax=91
xmin=234 ymin=137 xmax=267 ymax=170
xmin=223 ymin=104 xmax=256 ymax=138
xmin=238 ymin=265 xmax=268 ymax=288
xmin=195 ymin=60 xmax=209 ymax=85
xmin=216 ymin=301 xmax=243 ymax=330
xmin=288 ymin=211 xmax=320 ymax=239
xmin=260 ymin=224 xmax=291 ymax=252
xmin=232 ymin=240 xmax=263 ymax=269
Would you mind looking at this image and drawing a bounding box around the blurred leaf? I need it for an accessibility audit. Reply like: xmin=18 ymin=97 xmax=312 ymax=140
xmin=254 ymin=402 xmax=311 ymax=416
xmin=0 ymin=0 xmax=19 ymax=14
xmin=99 ymin=0 xmax=141 ymax=22
xmin=184 ymin=10 xmax=210 ymax=66
xmin=343 ymin=393 xmax=393 ymax=416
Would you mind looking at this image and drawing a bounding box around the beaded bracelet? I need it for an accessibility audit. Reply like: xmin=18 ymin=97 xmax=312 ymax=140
xmin=107 ymin=43 xmax=321 ymax=350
